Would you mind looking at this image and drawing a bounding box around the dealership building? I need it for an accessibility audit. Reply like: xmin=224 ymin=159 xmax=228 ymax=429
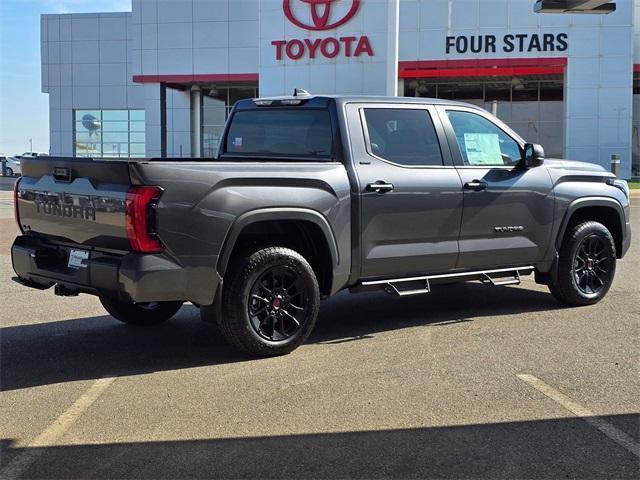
xmin=40 ymin=0 xmax=640 ymax=178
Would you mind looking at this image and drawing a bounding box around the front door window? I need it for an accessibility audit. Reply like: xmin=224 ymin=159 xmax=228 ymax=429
xmin=447 ymin=111 xmax=522 ymax=167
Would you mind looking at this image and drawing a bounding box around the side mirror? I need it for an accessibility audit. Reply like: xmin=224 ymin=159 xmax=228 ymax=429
xmin=523 ymin=143 xmax=545 ymax=168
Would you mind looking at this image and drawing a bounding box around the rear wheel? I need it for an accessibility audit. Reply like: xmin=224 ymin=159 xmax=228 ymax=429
xmin=5 ymin=167 xmax=13 ymax=177
xmin=218 ymin=247 xmax=320 ymax=357
xmin=548 ymin=221 xmax=616 ymax=306
xmin=100 ymin=297 xmax=183 ymax=326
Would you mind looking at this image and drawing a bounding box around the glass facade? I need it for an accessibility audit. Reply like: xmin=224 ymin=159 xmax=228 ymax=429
xmin=202 ymin=85 xmax=258 ymax=157
xmin=74 ymin=110 xmax=146 ymax=158
xmin=404 ymin=76 xmax=565 ymax=158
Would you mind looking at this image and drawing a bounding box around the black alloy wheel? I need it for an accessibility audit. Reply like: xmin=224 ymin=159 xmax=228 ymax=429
xmin=218 ymin=246 xmax=320 ymax=357
xmin=248 ymin=266 xmax=309 ymax=342
xmin=548 ymin=221 xmax=617 ymax=306
xmin=572 ymin=234 xmax=613 ymax=295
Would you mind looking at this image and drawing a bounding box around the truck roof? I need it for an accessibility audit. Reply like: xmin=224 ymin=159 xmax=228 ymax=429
xmin=236 ymin=94 xmax=482 ymax=110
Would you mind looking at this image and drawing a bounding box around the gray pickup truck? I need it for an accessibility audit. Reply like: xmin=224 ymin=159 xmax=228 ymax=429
xmin=12 ymin=94 xmax=631 ymax=356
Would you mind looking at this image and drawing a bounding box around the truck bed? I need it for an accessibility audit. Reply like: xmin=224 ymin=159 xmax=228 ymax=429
xmin=13 ymin=156 xmax=352 ymax=305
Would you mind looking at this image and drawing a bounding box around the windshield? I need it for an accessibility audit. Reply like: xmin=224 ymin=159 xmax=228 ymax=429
xmin=224 ymin=109 xmax=333 ymax=160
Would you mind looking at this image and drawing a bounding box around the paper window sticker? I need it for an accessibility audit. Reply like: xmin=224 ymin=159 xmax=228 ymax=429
xmin=463 ymin=133 xmax=502 ymax=165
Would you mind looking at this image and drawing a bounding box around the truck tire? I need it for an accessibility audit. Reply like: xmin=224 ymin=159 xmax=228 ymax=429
xmin=548 ymin=221 xmax=616 ymax=306
xmin=100 ymin=297 xmax=183 ymax=326
xmin=219 ymin=247 xmax=320 ymax=357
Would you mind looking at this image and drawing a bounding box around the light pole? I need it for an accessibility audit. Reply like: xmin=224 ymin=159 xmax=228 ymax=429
xmin=29 ymin=138 xmax=33 ymax=153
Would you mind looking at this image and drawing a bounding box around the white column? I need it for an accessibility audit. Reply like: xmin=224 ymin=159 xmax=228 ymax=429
xmin=190 ymin=86 xmax=202 ymax=158
xmin=386 ymin=0 xmax=400 ymax=97
xmin=144 ymin=84 xmax=162 ymax=158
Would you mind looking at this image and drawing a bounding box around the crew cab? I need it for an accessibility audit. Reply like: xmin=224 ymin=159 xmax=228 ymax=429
xmin=12 ymin=93 xmax=631 ymax=356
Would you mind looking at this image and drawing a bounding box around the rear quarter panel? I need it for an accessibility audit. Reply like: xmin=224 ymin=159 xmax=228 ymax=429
xmin=132 ymin=161 xmax=352 ymax=300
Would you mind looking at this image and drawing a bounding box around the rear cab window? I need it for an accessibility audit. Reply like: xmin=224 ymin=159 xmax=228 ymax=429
xmin=223 ymin=108 xmax=334 ymax=161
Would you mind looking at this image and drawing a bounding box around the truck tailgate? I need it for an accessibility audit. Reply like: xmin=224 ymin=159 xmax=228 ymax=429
xmin=16 ymin=157 xmax=133 ymax=251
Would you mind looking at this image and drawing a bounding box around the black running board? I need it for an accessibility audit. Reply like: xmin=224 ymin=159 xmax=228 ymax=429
xmin=360 ymin=266 xmax=535 ymax=297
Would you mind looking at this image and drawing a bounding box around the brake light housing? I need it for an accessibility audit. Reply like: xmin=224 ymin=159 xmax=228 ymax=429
xmin=14 ymin=178 xmax=23 ymax=233
xmin=125 ymin=186 xmax=163 ymax=253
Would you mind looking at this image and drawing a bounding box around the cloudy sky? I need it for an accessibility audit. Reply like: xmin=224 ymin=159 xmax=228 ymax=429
xmin=0 ymin=0 xmax=131 ymax=155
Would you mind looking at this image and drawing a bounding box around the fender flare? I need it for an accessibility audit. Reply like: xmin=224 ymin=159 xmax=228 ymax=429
xmin=555 ymin=196 xmax=625 ymax=250
xmin=216 ymin=208 xmax=340 ymax=277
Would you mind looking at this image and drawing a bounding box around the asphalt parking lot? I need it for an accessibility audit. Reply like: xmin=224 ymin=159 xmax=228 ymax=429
xmin=0 ymin=188 xmax=638 ymax=479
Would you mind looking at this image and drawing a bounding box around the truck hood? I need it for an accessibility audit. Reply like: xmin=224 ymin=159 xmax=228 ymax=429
xmin=543 ymin=158 xmax=612 ymax=176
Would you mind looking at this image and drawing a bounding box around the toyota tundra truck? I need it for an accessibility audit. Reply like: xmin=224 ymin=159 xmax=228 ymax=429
xmin=12 ymin=93 xmax=631 ymax=356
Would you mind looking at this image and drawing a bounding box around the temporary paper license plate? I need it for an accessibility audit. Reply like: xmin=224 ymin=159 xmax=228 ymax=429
xmin=68 ymin=249 xmax=90 ymax=269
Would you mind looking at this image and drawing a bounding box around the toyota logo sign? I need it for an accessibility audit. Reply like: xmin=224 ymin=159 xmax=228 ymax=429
xmin=272 ymin=0 xmax=374 ymax=61
xmin=284 ymin=0 xmax=361 ymax=31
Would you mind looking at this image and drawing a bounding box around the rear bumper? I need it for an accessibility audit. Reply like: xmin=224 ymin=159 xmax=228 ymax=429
xmin=11 ymin=235 xmax=221 ymax=305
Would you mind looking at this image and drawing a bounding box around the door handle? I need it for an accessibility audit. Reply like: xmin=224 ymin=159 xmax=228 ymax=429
xmin=463 ymin=180 xmax=488 ymax=191
xmin=366 ymin=182 xmax=394 ymax=194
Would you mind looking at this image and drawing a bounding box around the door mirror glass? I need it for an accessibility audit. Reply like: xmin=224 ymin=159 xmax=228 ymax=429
xmin=523 ymin=143 xmax=545 ymax=168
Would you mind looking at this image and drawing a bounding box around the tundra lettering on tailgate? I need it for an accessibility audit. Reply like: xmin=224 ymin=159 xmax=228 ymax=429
xmin=34 ymin=199 xmax=96 ymax=221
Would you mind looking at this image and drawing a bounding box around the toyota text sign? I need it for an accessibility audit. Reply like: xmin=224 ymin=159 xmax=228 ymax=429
xmin=272 ymin=0 xmax=374 ymax=60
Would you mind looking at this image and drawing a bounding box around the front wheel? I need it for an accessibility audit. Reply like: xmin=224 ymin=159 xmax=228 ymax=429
xmin=548 ymin=221 xmax=616 ymax=306
xmin=5 ymin=167 xmax=13 ymax=177
xmin=218 ymin=247 xmax=320 ymax=357
xmin=100 ymin=297 xmax=183 ymax=326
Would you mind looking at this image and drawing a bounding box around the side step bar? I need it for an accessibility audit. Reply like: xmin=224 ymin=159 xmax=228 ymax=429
xmin=360 ymin=266 xmax=535 ymax=297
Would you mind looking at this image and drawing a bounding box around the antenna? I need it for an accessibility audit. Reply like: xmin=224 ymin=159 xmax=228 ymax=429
xmin=293 ymin=88 xmax=311 ymax=97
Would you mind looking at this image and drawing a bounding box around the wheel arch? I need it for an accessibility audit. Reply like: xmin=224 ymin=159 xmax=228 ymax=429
xmin=217 ymin=208 xmax=339 ymax=296
xmin=556 ymin=197 xmax=625 ymax=258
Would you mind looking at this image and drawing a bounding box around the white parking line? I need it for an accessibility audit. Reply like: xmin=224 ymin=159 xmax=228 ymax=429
xmin=517 ymin=374 xmax=640 ymax=459
xmin=0 ymin=377 xmax=116 ymax=480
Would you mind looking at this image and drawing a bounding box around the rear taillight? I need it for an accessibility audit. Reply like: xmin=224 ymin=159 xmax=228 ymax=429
xmin=13 ymin=178 xmax=23 ymax=233
xmin=125 ymin=186 xmax=163 ymax=253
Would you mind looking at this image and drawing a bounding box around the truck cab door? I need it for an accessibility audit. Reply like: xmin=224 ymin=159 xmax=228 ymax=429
xmin=436 ymin=106 xmax=554 ymax=270
xmin=345 ymin=103 xmax=464 ymax=279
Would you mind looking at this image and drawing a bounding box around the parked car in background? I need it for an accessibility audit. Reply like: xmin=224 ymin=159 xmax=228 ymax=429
xmin=20 ymin=152 xmax=49 ymax=161
xmin=3 ymin=153 xmax=48 ymax=177
xmin=2 ymin=155 xmax=20 ymax=177
xmin=5 ymin=156 xmax=23 ymax=176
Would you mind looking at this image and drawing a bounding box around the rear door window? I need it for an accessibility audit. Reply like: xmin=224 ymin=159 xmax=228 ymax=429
xmin=224 ymin=109 xmax=333 ymax=160
xmin=362 ymin=108 xmax=444 ymax=166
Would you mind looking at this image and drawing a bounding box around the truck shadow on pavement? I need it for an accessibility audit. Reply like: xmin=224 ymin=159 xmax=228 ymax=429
xmin=312 ymin=282 xmax=561 ymax=344
xmin=1 ymin=414 xmax=639 ymax=479
xmin=2 ymin=283 xmax=562 ymax=391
